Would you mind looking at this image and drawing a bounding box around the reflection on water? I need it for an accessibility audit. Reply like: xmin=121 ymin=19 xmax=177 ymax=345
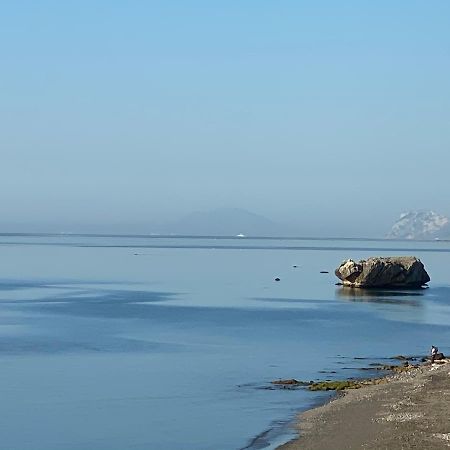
xmin=336 ymin=286 xmax=425 ymax=306
xmin=251 ymin=297 xmax=335 ymax=305
xmin=426 ymin=286 xmax=450 ymax=302
xmin=337 ymin=286 xmax=427 ymax=298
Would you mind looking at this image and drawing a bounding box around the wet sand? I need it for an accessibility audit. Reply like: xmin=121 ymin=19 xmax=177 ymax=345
xmin=278 ymin=361 xmax=450 ymax=450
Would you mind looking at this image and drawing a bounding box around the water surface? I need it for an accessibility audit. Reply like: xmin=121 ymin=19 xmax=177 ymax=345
xmin=0 ymin=234 xmax=449 ymax=449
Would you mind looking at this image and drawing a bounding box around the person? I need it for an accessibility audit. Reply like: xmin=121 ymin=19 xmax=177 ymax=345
xmin=431 ymin=345 xmax=438 ymax=363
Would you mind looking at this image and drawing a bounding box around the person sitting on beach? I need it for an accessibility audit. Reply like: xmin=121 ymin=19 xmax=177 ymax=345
xmin=431 ymin=345 xmax=438 ymax=363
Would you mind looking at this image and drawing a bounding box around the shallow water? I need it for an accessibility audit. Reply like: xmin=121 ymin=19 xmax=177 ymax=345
xmin=0 ymin=234 xmax=449 ymax=449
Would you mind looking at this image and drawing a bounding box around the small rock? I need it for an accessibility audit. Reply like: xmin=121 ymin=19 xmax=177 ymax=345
xmin=271 ymin=379 xmax=309 ymax=386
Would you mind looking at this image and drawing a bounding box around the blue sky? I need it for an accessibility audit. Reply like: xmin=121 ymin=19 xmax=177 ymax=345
xmin=1 ymin=1 xmax=449 ymax=234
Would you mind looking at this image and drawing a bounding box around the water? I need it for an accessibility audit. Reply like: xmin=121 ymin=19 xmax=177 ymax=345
xmin=0 ymin=234 xmax=450 ymax=450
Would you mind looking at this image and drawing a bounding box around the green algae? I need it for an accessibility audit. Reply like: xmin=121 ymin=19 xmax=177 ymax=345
xmin=271 ymin=361 xmax=421 ymax=392
xmin=308 ymin=380 xmax=362 ymax=391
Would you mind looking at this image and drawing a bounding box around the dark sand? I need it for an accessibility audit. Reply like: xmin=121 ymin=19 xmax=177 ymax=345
xmin=278 ymin=361 xmax=450 ymax=450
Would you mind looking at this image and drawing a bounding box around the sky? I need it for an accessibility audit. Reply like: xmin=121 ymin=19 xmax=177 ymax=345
xmin=1 ymin=1 xmax=449 ymax=235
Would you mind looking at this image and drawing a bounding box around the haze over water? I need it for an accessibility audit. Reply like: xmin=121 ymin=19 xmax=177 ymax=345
xmin=2 ymin=2 xmax=450 ymax=236
xmin=1 ymin=234 xmax=450 ymax=449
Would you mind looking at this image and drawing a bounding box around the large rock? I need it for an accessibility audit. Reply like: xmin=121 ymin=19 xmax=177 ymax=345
xmin=387 ymin=211 xmax=450 ymax=240
xmin=335 ymin=256 xmax=430 ymax=288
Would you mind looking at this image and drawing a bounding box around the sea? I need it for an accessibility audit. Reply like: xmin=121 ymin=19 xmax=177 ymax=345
xmin=0 ymin=233 xmax=450 ymax=450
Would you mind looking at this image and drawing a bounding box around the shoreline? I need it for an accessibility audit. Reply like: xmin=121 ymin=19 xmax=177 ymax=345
xmin=276 ymin=360 xmax=450 ymax=449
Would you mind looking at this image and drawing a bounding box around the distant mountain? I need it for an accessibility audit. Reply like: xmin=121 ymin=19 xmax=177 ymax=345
xmin=161 ymin=208 xmax=285 ymax=236
xmin=386 ymin=211 xmax=450 ymax=240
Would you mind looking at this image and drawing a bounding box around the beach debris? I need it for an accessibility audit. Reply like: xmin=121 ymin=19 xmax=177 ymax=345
xmin=335 ymin=256 xmax=430 ymax=288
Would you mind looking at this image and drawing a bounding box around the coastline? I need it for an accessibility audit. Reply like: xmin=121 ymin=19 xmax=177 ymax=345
xmin=277 ymin=360 xmax=450 ymax=449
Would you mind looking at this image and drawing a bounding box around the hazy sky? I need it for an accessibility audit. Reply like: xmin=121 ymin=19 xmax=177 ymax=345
xmin=1 ymin=1 xmax=449 ymax=234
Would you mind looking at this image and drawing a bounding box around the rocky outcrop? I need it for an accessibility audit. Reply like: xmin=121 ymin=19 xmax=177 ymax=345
xmin=387 ymin=211 xmax=450 ymax=239
xmin=335 ymin=256 xmax=430 ymax=288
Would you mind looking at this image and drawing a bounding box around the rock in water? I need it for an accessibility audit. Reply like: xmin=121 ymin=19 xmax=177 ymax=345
xmin=335 ymin=256 xmax=430 ymax=288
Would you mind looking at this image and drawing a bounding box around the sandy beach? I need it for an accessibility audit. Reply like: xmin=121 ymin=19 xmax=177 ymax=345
xmin=279 ymin=361 xmax=450 ymax=450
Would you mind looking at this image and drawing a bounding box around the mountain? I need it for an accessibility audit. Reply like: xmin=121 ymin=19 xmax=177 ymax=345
xmin=160 ymin=208 xmax=286 ymax=236
xmin=386 ymin=211 xmax=450 ymax=240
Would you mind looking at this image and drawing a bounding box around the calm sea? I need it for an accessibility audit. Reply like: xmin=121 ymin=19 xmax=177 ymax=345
xmin=0 ymin=234 xmax=449 ymax=450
